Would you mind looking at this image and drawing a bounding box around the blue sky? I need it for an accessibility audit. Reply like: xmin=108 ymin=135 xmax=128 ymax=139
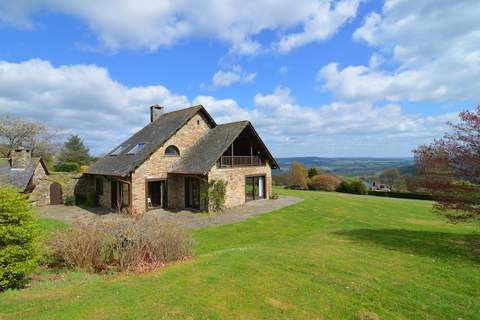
xmin=0 ymin=0 xmax=478 ymax=157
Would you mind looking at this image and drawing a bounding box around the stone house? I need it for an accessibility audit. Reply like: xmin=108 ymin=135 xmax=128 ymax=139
xmin=83 ymin=105 xmax=279 ymax=214
xmin=0 ymin=147 xmax=63 ymax=205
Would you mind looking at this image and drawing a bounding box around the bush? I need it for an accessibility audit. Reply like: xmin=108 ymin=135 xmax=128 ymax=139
xmin=203 ymin=179 xmax=227 ymax=212
xmin=54 ymin=162 xmax=80 ymax=172
xmin=0 ymin=186 xmax=38 ymax=291
xmin=64 ymin=195 xmax=75 ymax=206
xmin=367 ymin=190 xmax=433 ymax=200
xmin=308 ymin=174 xmax=342 ymax=191
xmin=271 ymin=192 xmax=279 ymax=200
xmin=45 ymin=217 xmax=192 ymax=272
xmin=336 ymin=180 xmax=368 ymax=195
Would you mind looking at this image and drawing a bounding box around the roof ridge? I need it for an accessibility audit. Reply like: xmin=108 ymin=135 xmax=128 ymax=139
xmin=217 ymin=120 xmax=249 ymax=127
xmin=161 ymin=105 xmax=202 ymax=116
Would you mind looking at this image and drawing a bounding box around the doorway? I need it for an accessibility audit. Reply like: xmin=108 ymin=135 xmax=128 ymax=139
xmin=111 ymin=181 xmax=130 ymax=210
xmin=50 ymin=183 xmax=63 ymax=205
xmin=245 ymin=175 xmax=265 ymax=201
xmin=185 ymin=177 xmax=201 ymax=210
xmin=147 ymin=180 xmax=166 ymax=209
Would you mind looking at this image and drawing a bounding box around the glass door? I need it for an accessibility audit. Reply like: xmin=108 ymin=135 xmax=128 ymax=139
xmin=245 ymin=176 xmax=265 ymax=201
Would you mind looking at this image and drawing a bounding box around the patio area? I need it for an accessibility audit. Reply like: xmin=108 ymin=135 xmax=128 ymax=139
xmin=37 ymin=195 xmax=302 ymax=229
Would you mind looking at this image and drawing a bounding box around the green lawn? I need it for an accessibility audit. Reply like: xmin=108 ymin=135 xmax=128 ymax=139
xmin=1 ymin=188 xmax=479 ymax=319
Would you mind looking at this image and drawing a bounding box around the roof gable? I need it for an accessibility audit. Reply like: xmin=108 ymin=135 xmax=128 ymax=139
xmin=0 ymin=157 xmax=45 ymax=190
xmin=170 ymin=121 xmax=279 ymax=174
xmin=87 ymin=105 xmax=215 ymax=176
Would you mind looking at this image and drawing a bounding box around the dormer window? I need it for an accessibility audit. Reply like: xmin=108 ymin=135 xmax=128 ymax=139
xmin=110 ymin=144 xmax=128 ymax=156
xmin=165 ymin=145 xmax=180 ymax=156
xmin=127 ymin=143 xmax=146 ymax=155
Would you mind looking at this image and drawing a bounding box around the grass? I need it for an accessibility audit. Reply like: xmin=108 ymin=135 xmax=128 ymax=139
xmin=1 ymin=188 xmax=479 ymax=319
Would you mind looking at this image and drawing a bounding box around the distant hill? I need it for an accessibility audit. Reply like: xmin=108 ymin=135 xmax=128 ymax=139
xmin=275 ymin=157 xmax=414 ymax=177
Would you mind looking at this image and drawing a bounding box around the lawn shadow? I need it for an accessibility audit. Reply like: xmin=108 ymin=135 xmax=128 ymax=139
xmin=335 ymin=228 xmax=480 ymax=264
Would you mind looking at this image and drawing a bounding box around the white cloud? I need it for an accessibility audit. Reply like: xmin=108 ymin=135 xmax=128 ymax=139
xmin=211 ymin=66 xmax=256 ymax=88
xmin=277 ymin=0 xmax=359 ymax=53
xmin=0 ymin=59 xmax=455 ymax=157
xmin=0 ymin=0 xmax=360 ymax=54
xmin=318 ymin=0 xmax=480 ymax=103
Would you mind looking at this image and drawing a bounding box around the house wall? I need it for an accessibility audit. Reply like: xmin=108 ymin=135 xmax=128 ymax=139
xmin=29 ymin=162 xmax=50 ymax=206
xmin=131 ymin=113 xmax=211 ymax=214
xmin=208 ymin=161 xmax=272 ymax=209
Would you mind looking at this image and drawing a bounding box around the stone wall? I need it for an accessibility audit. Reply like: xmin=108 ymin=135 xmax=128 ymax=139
xmin=29 ymin=162 xmax=50 ymax=206
xmin=208 ymin=161 xmax=272 ymax=209
xmin=131 ymin=112 xmax=211 ymax=214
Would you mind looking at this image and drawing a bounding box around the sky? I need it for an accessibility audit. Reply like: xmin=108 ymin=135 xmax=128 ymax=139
xmin=0 ymin=0 xmax=478 ymax=157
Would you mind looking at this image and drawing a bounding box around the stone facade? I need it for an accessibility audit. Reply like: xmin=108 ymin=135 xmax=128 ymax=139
xmin=208 ymin=161 xmax=272 ymax=208
xmin=131 ymin=113 xmax=211 ymax=214
xmin=28 ymin=162 xmax=51 ymax=206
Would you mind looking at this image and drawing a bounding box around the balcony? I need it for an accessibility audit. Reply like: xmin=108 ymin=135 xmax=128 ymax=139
xmin=219 ymin=155 xmax=264 ymax=168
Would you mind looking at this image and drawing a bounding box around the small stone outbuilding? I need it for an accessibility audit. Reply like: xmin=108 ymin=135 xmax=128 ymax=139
xmin=0 ymin=147 xmax=59 ymax=206
xmin=82 ymin=105 xmax=279 ymax=214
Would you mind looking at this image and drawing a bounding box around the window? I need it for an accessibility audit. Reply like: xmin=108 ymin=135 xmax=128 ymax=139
xmin=110 ymin=144 xmax=128 ymax=156
xmin=127 ymin=143 xmax=146 ymax=154
xmin=95 ymin=178 xmax=103 ymax=196
xmin=165 ymin=145 xmax=180 ymax=156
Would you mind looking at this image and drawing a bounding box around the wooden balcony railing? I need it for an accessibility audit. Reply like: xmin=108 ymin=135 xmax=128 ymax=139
xmin=219 ymin=156 xmax=264 ymax=168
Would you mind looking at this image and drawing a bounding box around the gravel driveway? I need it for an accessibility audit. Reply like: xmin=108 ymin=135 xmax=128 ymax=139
xmin=37 ymin=196 xmax=302 ymax=229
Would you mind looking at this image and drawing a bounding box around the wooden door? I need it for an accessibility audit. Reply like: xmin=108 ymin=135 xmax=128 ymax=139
xmin=50 ymin=183 xmax=63 ymax=205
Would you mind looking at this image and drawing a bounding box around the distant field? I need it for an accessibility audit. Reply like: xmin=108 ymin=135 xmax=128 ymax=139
xmin=1 ymin=188 xmax=479 ymax=319
xmin=275 ymin=157 xmax=414 ymax=177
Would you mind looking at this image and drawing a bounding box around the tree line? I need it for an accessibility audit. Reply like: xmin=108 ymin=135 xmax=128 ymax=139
xmin=0 ymin=115 xmax=94 ymax=172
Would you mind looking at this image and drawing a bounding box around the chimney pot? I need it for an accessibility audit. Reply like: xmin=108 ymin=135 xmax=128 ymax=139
xmin=150 ymin=105 xmax=164 ymax=122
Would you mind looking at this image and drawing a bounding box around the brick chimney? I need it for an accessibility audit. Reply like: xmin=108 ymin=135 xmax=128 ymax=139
xmin=150 ymin=105 xmax=164 ymax=122
xmin=11 ymin=146 xmax=31 ymax=170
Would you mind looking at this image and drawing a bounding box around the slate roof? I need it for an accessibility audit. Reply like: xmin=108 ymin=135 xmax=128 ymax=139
xmin=87 ymin=105 xmax=216 ymax=177
xmin=170 ymin=121 xmax=250 ymax=174
xmin=170 ymin=121 xmax=279 ymax=174
xmin=0 ymin=158 xmax=43 ymax=190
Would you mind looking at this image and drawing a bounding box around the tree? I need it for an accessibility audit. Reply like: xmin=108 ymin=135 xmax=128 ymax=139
xmin=58 ymin=135 xmax=92 ymax=166
xmin=308 ymin=167 xmax=320 ymax=178
xmin=0 ymin=115 xmax=58 ymax=158
xmin=379 ymin=168 xmax=400 ymax=189
xmin=0 ymin=186 xmax=38 ymax=290
xmin=308 ymin=174 xmax=342 ymax=191
xmin=287 ymin=161 xmax=308 ymax=189
xmin=414 ymin=106 xmax=480 ymax=222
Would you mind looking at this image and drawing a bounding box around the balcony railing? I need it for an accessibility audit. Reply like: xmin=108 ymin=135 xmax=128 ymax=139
xmin=219 ymin=156 xmax=264 ymax=168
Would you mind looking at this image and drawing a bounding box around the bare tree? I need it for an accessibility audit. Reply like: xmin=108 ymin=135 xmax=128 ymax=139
xmin=0 ymin=114 xmax=58 ymax=158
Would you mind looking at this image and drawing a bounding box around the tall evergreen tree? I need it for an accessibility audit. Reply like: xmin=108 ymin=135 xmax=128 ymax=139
xmin=57 ymin=134 xmax=92 ymax=165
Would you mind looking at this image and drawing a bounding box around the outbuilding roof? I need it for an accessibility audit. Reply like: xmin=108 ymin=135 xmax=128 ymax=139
xmin=0 ymin=158 xmax=46 ymax=190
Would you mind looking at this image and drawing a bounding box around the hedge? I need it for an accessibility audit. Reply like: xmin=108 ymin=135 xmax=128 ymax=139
xmin=367 ymin=190 xmax=433 ymax=201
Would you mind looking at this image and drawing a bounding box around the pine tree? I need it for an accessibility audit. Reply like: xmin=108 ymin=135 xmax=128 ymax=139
xmin=57 ymin=135 xmax=92 ymax=165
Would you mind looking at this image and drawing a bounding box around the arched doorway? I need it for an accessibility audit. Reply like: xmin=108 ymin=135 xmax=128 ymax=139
xmin=50 ymin=183 xmax=63 ymax=205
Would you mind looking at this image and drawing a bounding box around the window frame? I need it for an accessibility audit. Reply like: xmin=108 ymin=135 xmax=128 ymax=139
xmin=165 ymin=145 xmax=180 ymax=156
xmin=110 ymin=144 xmax=129 ymax=156
xmin=127 ymin=143 xmax=146 ymax=155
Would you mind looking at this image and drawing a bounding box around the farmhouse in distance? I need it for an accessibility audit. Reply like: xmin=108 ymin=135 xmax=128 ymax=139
xmin=80 ymin=105 xmax=278 ymax=214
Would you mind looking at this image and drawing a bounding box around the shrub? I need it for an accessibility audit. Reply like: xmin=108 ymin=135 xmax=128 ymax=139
xmin=336 ymin=180 xmax=368 ymax=195
xmin=367 ymin=190 xmax=433 ymax=200
xmin=287 ymin=162 xmax=308 ymax=189
xmin=271 ymin=192 xmax=279 ymax=200
xmin=45 ymin=217 xmax=192 ymax=272
xmin=64 ymin=195 xmax=75 ymax=206
xmin=79 ymin=165 xmax=90 ymax=173
xmin=308 ymin=174 xmax=342 ymax=191
xmin=0 ymin=186 xmax=38 ymax=291
xmin=54 ymin=162 xmax=80 ymax=172
xmin=203 ymin=179 xmax=227 ymax=212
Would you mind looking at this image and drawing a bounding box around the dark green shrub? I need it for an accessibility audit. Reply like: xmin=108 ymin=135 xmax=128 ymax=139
xmin=64 ymin=195 xmax=75 ymax=206
xmin=367 ymin=191 xmax=433 ymax=200
xmin=336 ymin=180 xmax=368 ymax=195
xmin=0 ymin=186 xmax=38 ymax=291
xmin=54 ymin=162 xmax=80 ymax=172
xmin=271 ymin=192 xmax=279 ymax=200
